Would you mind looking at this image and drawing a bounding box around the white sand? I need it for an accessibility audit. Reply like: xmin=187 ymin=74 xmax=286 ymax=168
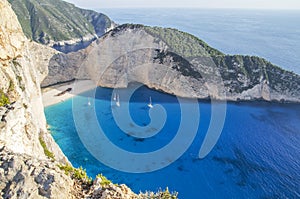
xmin=42 ymin=80 xmax=97 ymax=107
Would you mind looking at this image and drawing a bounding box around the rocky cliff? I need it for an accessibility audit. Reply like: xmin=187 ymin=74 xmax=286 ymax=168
xmin=9 ymin=0 xmax=116 ymax=53
xmin=0 ymin=0 xmax=77 ymax=197
xmin=0 ymin=1 xmax=177 ymax=198
xmin=43 ymin=24 xmax=300 ymax=103
xmin=0 ymin=0 xmax=68 ymax=161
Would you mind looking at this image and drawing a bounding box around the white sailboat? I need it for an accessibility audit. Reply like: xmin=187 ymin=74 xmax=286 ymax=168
xmin=116 ymin=94 xmax=120 ymax=107
xmin=148 ymin=96 xmax=153 ymax=108
xmin=87 ymin=97 xmax=91 ymax=106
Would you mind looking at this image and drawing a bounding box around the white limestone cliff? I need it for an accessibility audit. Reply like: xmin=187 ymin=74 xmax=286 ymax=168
xmin=42 ymin=26 xmax=300 ymax=103
xmin=0 ymin=1 xmax=74 ymax=197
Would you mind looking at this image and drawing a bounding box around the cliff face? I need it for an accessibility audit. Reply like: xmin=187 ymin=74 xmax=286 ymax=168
xmin=43 ymin=24 xmax=300 ymax=103
xmin=0 ymin=1 xmax=74 ymax=197
xmin=1 ymin=0 xmax=45 ymax=156
xmin=0 ymin=145 xmax=74 ymax=199
xmin=9 ymin=0 xmax=115 ymax=53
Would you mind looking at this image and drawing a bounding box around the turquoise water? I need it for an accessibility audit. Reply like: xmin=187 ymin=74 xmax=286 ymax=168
xmin=101 ymin=9 xmax=300 ymax=74
xmin=45 ymin=86 xmax=300 ymax=198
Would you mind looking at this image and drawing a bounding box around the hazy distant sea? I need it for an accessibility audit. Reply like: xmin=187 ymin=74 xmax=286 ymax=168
xmin=100 ymin=8 xmax=300 ymax=74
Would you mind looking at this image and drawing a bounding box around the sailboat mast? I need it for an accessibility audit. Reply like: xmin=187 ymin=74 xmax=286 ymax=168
xmin=148 ymin=96 xmax=153 ymax=108
xmin=116 ymin=94 xmax=120 ymax=107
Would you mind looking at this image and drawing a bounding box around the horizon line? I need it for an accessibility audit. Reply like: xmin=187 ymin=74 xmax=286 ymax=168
xmin=96 ymin=7 xmax=300 ymax=10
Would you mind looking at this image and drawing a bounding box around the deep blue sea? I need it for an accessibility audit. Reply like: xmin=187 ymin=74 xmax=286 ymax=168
xmin=45 ymin=9 xmax=300 ymax=199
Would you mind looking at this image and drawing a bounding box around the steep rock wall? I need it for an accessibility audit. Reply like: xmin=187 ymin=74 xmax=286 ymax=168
xmin=0 ymin=0 xmax=68 ymax=162
xmin=43 ymin=25 xmax=300 ymax=102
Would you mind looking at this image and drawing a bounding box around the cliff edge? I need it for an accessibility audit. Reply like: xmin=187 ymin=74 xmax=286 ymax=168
xmin=42 ymin=24 xmax=300 ymax=103
xmin=0 ymin=0 xmax=76 ymax=198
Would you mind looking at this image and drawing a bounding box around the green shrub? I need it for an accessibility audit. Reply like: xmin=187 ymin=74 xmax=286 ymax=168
xmin=39 ymin=136 xmax=55 ymax=160
xmin=12 ymin=57 xmax=21 ymax=67
xmin=140 ymin=187 xmax=178 ymax=199
xmin=23 ymin=103 xmax=28 ymax=109
xmin=20 ymin=85 xmax=26 ymax=92
xmin=58 ymin=164 xmax=92 ymax=184
xmin=96 ymin=173 xmax=112 ymax=187
xmin=8 ymin=80 xmax=15 ymax=92
xmin=15 ymin=76 xmax=26 ymax=91
xmin=58 ymin=164 xmax=74 ymax=175
xmin=0 ymin=90 xmax=10 ymax=107
xmin=16 ymin=75 xmax=22 ymax=83
xmin=159 ymin=187 xmax=178 ymax=199
xmin=73 ymin=166 xmax=92 ymax=183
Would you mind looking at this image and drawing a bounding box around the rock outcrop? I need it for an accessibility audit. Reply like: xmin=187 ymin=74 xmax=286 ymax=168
xmin=0 ymin=143 xmax=150 ymax=199
xmin=0 ymin=144 xmax=74 ymax=199
xmin=43 ymin=24 xmax=300 ymax=103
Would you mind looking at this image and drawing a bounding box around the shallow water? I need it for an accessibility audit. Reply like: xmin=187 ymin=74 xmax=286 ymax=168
xmin=45 ymin=86 xmax=300 ymax=199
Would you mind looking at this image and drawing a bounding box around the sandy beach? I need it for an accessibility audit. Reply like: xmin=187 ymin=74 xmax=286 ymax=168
xmin=42 ymin=80 xmax=97 ymax=107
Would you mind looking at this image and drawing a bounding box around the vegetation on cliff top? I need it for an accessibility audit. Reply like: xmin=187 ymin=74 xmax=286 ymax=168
xmin=96 ymin=173 xmax=113 ymax=187
xmin=108 ymin=24 xmax=223 ymax=57
xmin=109 ymin=24 xmax=300 ymax=97
xmin=58 ymin=164 xmax=93 ymax=184
xmin=144 ymin=26 xmax=223 ymax=57
xmin=9 ymin=0 xmax=112 ymax=45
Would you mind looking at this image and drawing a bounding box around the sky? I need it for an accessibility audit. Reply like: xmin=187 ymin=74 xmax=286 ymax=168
xmin=64 ymin=0 xmax=300 ymax=9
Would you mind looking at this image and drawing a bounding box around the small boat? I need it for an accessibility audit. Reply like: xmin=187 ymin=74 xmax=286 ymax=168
xmin=116 ymin=94 xmax=120 ymax=107
xmin=148 ymin=96 xmax=153 ymax=108
xmin=87 ymin=97 xmax=91 ymax=106
xmin=113 ymin=92 xmax=117 ymax=101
